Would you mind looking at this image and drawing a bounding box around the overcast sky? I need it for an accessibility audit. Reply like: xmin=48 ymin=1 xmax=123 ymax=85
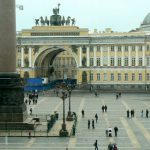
xmin=16 ymin=0 xmax=150 ymax=32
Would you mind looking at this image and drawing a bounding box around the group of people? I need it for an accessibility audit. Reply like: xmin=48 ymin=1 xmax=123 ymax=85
xmin=116 ymin=92 xmax=121 ymax=100
xmin=25 ymin=92 xmax=39 ymax=105
xmin=94 ymin=140 xmax=118 ymax=150
xmin=106 ymin=126 xmax=119 ymax=137
xmin=127 ymin=109 xmax=149 ymax=118
xmin=102 ymin=105 xmax=107 ymax=112
xmin=87 ymin=113 xmax=98 ymax=129
xmin=141 ymin=109 xmax=149 ymax=118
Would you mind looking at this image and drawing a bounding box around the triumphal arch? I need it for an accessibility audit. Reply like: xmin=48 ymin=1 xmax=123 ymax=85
xmin=17 ymin=4 xmax=150 ymax=91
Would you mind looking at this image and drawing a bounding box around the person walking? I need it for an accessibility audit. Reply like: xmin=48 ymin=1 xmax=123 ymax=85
xmin=114 ymin=126 xmax=118 ymax=137
xmin=94 ymin=140 xmax=98 ymax=150
xmin=82 ymin=109 xmax=84 ymax=118
xmin=104 ymin=105 xmax=107 ymax=112
xmin=108 ymin=142 xmax=113 ymax=150
xmin=95 ymin=113 xmax=98 ymax=123
xmin=102 ymin=105 xmax=105 ymax=113
xmin=141 ymin=109 xmax=143 ymax=117
xmin=146 ymin=109 xmax=149 ymax=118
xmin=113 ymin=144 xmax=118 ymax=150
xmin=127 ymin=109 xmax=130 ymax=118
xmin=92 ymin=119 xmax=95 ymax=129
xmin=88 ymin=119 xmax=90 ymax=129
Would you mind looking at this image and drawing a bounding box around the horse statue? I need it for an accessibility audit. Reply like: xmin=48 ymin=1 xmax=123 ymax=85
xmin=61 ymin=16 xmax=65 ymax=26
xmin=40 ymin=16 xmax=45 ymax=26
xmin=45 ymin=16 xmax=49 ymax=26
xmin=35 ymin=19 xmax=39 ymax=26
xmin=66 ymin=16 xmax=71 ymax=26
xmin=71 ymin=18 xmax=76 ymax=26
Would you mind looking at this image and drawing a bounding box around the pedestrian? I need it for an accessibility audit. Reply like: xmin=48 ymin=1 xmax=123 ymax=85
xmin=95 ymin=90 xmax=98 ymax=96
xmin=127 ymin=109 xmax=129 ymax=118
xmin=141 ymin=109 xmax=143 ymax=117
xmin=93 ymin=140 xmax=98 ymax=150
xmin=28 ymin=131 xmax=31 ymax=138
xmin=132 ymin=109 xmax=135 ymax=117
xmin=102 ymin=105 xmax=105 ymax=113
xmin=29 ymin=99 xmax=31 ymax=105
xmin=95 ymin=113 xmax=98 ymax=123
xmin=30 ymin=108 xmax=32 ymax=115
xmin=104 ymin=105 xmax=107 ymax=112
xmin=114 ymin=126 xmax=118 ymax=137
xmin=88 ymin=119 xmax=90 ymax=129
xmin=106 ymin=129 xmax=108 ymax=137
xmin=92 ymin=119 xmax=95 ymax=129
xmin=113 ymin=144 xmax=118 ymax=150
xmin=108 ymin=142 xmax=114 ymax=150
xmin=130 ymin=110 xmax=133 ymax=118
xmin=116 ymin=94 xmax=118 ymax=100
xmin=81 ymin=109 xmax=84 ymax=117
xmin=146 ymin=109 xmax=149 ymax=118
xmin=108 ymin=127 xmax=112 ymax=137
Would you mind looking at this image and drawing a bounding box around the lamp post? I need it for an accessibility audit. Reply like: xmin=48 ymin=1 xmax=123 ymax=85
xmin=59 ymin=90 xmax=68 ymax=137
xmin=66 ymin=85 xmax=73 ymax=121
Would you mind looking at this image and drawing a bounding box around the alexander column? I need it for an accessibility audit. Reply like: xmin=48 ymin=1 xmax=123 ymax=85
xmin=0 ymin=0 xmax=27 ymax=123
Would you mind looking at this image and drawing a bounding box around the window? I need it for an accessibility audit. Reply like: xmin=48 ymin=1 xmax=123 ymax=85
xmin=139 ymin=58 xmax=142 ymax=66
xmin=103 ymin=56 xmax=108 ymax=66
xmin=90 ymin=73 xmax=93 ymax=81
xmin=111 ymin=46 xmax=114 ymax=51
xmin=118 ymin=58 xmax=121 ymax=66
xmin=132 ymin=46 xmax=135 ymax=51
xmin=132 ymin=73 xmax=135 ymax=81
xmin=118 ymin=46 xmax=121 ymax=52
xmin=97 ymin=58 xmax=100 ymax=66
xmin=82 ymin=46 xmax=86 ymax=53
xmin=110 ymin=57 xmax=114 ymax=66
xmin=132 ymin=57 xmax=136 ymax=66
xmin=17 ymin=59 xmax=21 ymax=67
xmin=125 ymin=46 xmax=128 ymax=51
xmin=104 ymin=73 xmax=107 ymax=81
xmin=90 ymin=58 xmax=94 ymax=66
xmin=90 ymin=46 xmax=93 ymax=52
xmin=147 ymin=73 xmax=150 ymax=81
xmin=139 ymin=73 xmax=142 ymax=81
xmin=124 ymin=57 xmax=128 ymax=66
xmin=118 ymin=73 xmax=121 ymax=81
xmin=139 ymin=45 xmax=143 ymax=51
xmin=97 ymin=46 xmax=100 ymax=52
xmin=110 ymin=73 xmax=114 ymax=81
xmin=97 ymin=73 xmax=100 ymax=80
xmin=18 ymin=47 xmax=21 ymax=53
xmin=146 ymin=57 xmax=150 ymax=66
xmin=147 ymin=45 xmax=150 ymax=51
xmin=125 ymin=73 xmax=128 ymax=81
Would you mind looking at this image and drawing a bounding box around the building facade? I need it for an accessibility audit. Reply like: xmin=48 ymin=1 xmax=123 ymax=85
xmin=16 ymin=12 xmax=150 ymax=91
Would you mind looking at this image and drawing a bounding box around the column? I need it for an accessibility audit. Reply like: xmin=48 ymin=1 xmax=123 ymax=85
xmin=100 ymin=46 xmax=103 ymax=66
xmin=94 ymin=46 xmax=96 ymax=66
xmin=21 ymin=47 xmax=24 ymax=67
xmin=129 ymin=46 xmax=131 ymax=66
xmin=107 ymin=46 xmax=110 ymax=66
xmin=86 ymin=46 xmax=90 ymax=67
xmin=29 ymin=47 xmax=32 ymax=67
xmin=121 ymin=46 xmax=124 ymax=66
xmin=114 ymin=46 xmax=117 ymax=66
xmin=0 ymin=0 xmax=16 ymax=72
xmin=79 ymin=46 xmax=82 ymax=67
xmin=135 ymin=46 xmax=138 ymax=66
xmin=142 ymin=45 xmax=145 ymax=66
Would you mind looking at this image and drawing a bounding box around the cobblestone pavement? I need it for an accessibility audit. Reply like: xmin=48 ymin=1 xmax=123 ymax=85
xmin=0 ymin=91 xmax=150 ymax=150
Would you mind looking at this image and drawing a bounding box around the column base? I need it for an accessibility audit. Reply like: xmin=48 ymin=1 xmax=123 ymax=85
xmin=66 ymin=112 xmax=73 ymax=121
xmin=59 ymin=129 xmax=68 ymax=137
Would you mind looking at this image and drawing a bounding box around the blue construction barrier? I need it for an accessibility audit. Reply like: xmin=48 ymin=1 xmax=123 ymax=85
xmin=24 ymin=78 xmax=77 ymax=92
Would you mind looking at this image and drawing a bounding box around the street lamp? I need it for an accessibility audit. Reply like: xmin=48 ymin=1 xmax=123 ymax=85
xmin=59 ymin=89 xmax=68 ymax=137
xmin=66 ymin=85 xmax=73 ymax=121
